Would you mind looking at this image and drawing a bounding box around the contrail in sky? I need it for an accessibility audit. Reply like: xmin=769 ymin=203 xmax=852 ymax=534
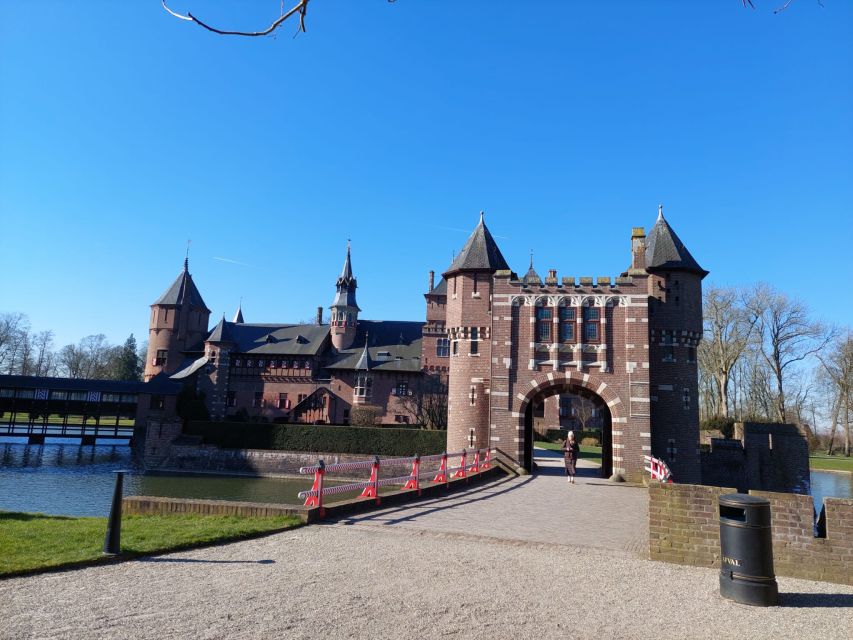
xmin=213 ymin=256 xmax=258 ymax=268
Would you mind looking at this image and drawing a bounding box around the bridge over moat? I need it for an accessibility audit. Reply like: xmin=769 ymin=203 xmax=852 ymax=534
xmin=0 ymin=375 xmax=179 ymax=444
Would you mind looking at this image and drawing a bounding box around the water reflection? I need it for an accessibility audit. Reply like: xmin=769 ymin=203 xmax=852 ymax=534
xmin=0 ymin=439 xmax=312 ymax=517
xmin=811 ymin=470 xmax=853 ymax=510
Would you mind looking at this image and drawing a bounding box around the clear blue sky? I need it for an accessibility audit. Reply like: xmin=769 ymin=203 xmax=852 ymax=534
xmin=1 ymin=1 xmax=851 ymax=349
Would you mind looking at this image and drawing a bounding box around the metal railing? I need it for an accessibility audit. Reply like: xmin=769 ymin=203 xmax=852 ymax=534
xmin=644 ymin=455 xmax=673 ymax=483
xmin=298 ymin=448 xmax=494 ymax=518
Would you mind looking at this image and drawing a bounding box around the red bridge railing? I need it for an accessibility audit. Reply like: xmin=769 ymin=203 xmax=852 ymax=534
xmin=298 ymin=448 xmax=494 ymax=518
xmin=643 ymin=455 xmax=673 ymax=483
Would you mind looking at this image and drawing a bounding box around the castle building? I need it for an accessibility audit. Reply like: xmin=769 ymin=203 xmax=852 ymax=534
xmin=144 ymin=207 xmax=705 ymax=482
xmin=145 ymin=247 xmax=439 ymax=427
xmin=440 ymin=208 xmax=706 ymax=483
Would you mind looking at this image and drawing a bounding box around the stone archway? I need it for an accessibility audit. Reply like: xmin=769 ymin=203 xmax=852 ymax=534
xmin=514 ymin=371 xmax=626 ymax=476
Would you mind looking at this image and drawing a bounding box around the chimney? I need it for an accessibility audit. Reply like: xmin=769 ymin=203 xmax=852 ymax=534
xmin=630 ymin=227 xmax=646 ymax=273
xmin=316 ymin=306 xmax=323 ymax=325
xmin=546 ymin=269 xmax=558 ymax=285
xmin=428 ymin=270 xmax=435 ymax=292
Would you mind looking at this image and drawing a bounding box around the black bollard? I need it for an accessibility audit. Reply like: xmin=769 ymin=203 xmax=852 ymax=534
xmin=103 ymin=470 xmax=127 ymax=555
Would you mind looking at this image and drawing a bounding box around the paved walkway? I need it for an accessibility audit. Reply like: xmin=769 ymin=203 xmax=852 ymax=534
xmin=338 ymin=447 xmax=648 ymax=556
xmin=3 ymin=450 xmax=852 ymax=639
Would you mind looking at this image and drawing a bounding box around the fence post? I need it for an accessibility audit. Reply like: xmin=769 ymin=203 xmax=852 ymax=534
xmin=454 ymin=449 xmax=467 ymax=479
xmin=360 ymin=455 xmax=381 ymax=504
xmin=471 ymin=449 xmax=480 ymax=474
xmin=404 ymin=454 xmax=421 ymax=494
xmin=103 ymin=470 xmax=127 ymax=555
xmin=304 ymin=460 xmax=325 ymax=518
xmin=482 ymin=448 xmax=491 ymax=470
xmin=433 ymin=452 xmax=448 ymax=484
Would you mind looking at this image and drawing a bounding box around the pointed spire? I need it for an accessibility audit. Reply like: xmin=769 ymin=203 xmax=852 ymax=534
xmin=444 ymin=212 xmax=510 ymax=275
xmin=233 ymin=299 xmax=244 ymax=324
xmin=645 ymin=207 xmax=708 ymax=277
xmin=479 ymin=210 xmax=485 ymax=224
xmin=153 ymin=251 xmax=209 ymax=311
xmin=355 ymin=332 xmax=371 ymax=371
xmin=184 ymin=239 xmax=191 ymax=272
xmin=522 ymin=250 xmax=540 ymax=285
xmin=331 ymin=240 xmax=360 ymax=311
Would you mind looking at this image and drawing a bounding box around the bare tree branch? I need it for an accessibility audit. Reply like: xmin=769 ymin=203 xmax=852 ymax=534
xmin=162 ymin=0 xmax=310 ymax=37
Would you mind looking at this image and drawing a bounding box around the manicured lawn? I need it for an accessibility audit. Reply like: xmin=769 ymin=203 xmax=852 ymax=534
xmin=0 ymin=511 xmax=302 ymax=577
xmin=809 ymin=454 xmax=853 ymax=473
xmin=534 ymin=441 xmax=602 ymax=460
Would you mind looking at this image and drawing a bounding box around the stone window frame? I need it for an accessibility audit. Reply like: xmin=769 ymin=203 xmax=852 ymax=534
xmin=436 ymin=337 xmax=450 ymax=358
xmin=582 ymin=306 xmax=600 ymax=343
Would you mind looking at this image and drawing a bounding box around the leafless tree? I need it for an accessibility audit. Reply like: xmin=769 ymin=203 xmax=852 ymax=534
xmin=748 ymin=284 xmax=832 ymax=423
xmin=817 ymin=331 xmax=852 ymax=456
xmin=398 ymin=375 xmax=447 ymax=430
xmin=699 ymin=286 xmax=757 ymax=418
xmin=0 ymin=312 xmax=30 ymax=374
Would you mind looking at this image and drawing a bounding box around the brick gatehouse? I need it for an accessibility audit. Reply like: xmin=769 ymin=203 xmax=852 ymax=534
xmin=443 ymin=209 xmax=706 ymax=483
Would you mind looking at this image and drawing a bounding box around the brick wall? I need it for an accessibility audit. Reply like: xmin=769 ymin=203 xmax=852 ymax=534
xmin=649 ymin=482 xmax=853 ymax=586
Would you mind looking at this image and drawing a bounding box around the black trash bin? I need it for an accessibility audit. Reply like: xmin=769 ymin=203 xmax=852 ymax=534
xmin=718 ymin=493 xmax=778 ymax=606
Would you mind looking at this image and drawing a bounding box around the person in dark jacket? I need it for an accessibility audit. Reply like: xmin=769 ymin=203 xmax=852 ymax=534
xmin=562 ymin=430 xmax=580 ymax=484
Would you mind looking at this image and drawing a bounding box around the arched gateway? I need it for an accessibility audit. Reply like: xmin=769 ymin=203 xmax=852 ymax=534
xmin=444 ymin=210 xmax=706 ymax=484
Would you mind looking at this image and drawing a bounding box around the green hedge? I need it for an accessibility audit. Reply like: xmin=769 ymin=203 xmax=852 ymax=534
xmin=543 ymin=428 xmax=601 ymax=444
xmin=184 ymin=422 xmax=446 ymax=457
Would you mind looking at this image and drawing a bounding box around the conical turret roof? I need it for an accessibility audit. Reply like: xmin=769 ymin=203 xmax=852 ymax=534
xmin=444 ymin=212 xmax=510 ymax=275
xmin=153 ymin=259 xmax=210 ymax=310
xmin=644 ymin=207 xmax=708 ymax=277
xmin=354 ymin=334 xmax=372 ymax=371
xmin=206 ymin=316 xmax=234 ymax=343
xmin=233 ymin=303 xmax=244 ymax=324
xmin=331 ymin=242 xmax=360 ymax=310
xmin=522 ymin=252 xmax=540 ymax=285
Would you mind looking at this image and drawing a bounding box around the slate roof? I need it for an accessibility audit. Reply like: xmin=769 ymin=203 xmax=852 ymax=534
xmin=430 ymin=278 xmax=448 ymax=296
xmin=644 ymin=209 xmax=708 ymax=277
xmin=233 ymin=304 xmax=244 ymax=323
xmin=331 ymin=245 xmax=360 ymax=310
xmin=324 ymin=320 xmax=423 ymax=373
xmin=170 ymin=356 xmax=209 ymax=380
xmin=206 ymin=322 xmax=330 ymax=356
xmin=206 ymin=317 xmax=234 ymax=343
xmin=444 ymin=213 xmax=510 ymax=275
xmin=522 ymin=254 xmax=541 ymax=285
xmin=153 ymin=261 xmax=210 ymax=310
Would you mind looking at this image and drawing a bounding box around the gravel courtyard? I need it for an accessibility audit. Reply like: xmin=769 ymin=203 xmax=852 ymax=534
xmin=3 ymin=450 xmax=851 ymax=639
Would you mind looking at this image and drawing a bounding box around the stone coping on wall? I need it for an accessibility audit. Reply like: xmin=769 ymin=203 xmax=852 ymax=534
xmin=649 ymin=482 xmax=853 ymax=586
xmin=123 ymin=466 xmax=504 ymax=525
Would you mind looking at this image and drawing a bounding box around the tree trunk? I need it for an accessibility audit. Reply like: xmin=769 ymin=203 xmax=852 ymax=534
xmin=845 ymin=392 xmax=851 ymax=457
xmin=717 ymin=372 xmax=730 ymax=418
xmin=827 ymin=398 xmax=839 ymax=456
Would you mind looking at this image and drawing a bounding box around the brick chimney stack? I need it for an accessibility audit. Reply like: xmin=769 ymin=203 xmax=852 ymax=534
xmin=428 ymin=270 xmax=435 ymax=292
xmin=316 ymin=306 xmax=323 ymax=325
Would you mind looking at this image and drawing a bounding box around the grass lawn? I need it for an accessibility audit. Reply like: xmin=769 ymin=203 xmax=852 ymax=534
xmin=534 ymin=440 xmax=602 ymax=460
xmin=0 ymin=511 xmax=302 ymax=577
xmin=809 ymin=454 xmax=853 ymax=473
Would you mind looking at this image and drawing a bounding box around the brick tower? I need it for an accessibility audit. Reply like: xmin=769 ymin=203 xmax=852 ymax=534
xmin=144 ymin=258 xmax=210 ymax=381
xmin=330 ymin=242 xmax=360 ymax=351
xmin=444 ymin=212 xmax=510 ymax=452
xmin=644 ymin=206 xmax=707 ymax=483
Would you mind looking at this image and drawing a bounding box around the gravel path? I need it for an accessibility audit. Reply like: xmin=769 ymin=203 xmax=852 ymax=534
xmin=2 ymin=524 xmax=851 ymax=640
xmin=3 ymin=450 xmax=851 ymax=639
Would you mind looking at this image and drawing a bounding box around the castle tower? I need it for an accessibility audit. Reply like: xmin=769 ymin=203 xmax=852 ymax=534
xmin=330 ymin=242 xmax=360 ymax=351
xmin=644 ymin=205 xmax=707 ymax=484
xmin=144 ymin=258 xmax=211 ymax=381
xmin=444 ymin=212 xmax=510 ymax=452
xmin=196 ymin=316 xmax=235 ymax=420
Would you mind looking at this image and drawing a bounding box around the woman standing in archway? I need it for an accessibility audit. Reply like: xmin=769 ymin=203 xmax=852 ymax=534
xmin=562 ymin=430 xmax=580 ymax=484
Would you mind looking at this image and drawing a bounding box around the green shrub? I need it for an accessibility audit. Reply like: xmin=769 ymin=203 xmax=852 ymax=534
xmin=700 ymin=416 xmax=736 ymax=439
xmin=184 ymin=421 xmax=446 ymax=457
xmin=543 ymin=428 xmax=600 ymax=445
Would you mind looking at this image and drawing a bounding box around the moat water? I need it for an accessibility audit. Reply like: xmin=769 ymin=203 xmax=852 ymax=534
xmin=0 ymin=438 xmax=850 ymax=517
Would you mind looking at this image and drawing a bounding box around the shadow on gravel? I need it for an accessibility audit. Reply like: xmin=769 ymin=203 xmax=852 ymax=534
xmin=779 ymin=592 xmax=853 ymax=608
xmin=138 ymin=558 xmax=276 ymax=565
xmin=334 ymin=475 xmax=532 ymax=527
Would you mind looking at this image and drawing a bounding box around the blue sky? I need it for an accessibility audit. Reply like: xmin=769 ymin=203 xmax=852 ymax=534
xmin=1 ymin=1 xmax=851 ymax=349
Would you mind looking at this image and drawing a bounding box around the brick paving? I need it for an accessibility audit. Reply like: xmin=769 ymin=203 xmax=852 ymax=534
xmin=334 ymin=448 xmax=649 ymax=556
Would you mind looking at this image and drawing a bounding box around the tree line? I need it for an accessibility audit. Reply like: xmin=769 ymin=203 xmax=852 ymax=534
xmin=0 ymin=313 xmax=144 ymax=382
xmin=698 ymin=284 xmax=851 ymax=455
